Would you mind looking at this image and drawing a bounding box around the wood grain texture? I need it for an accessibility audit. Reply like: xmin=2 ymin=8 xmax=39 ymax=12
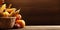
xmin=5 ymin=0 xmax=60 ymax=25
xmin=7 ymin=26 xmax=60 ymax=30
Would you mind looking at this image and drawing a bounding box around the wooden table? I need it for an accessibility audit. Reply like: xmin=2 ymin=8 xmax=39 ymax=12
xmin=3 ymin=26 xmax=60 ymax=30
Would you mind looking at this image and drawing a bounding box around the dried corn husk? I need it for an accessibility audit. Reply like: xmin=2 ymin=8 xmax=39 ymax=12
xmin=9 ymin=9 xmax=20 ymax=17
xmin=0 ymin=4 xmax=6 ymax=12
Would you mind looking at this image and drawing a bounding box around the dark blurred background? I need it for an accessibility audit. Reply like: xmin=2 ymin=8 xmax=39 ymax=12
xmin=6 ymin=0 xmax=60 ymax=25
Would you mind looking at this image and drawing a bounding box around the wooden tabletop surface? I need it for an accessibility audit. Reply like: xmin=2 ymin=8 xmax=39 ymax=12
xmin=6 ymin=26 xmax=60 ymax=30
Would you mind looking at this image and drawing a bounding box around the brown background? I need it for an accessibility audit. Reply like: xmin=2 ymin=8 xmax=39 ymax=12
xmin=6 ymin=0 xmax=60 ymax=25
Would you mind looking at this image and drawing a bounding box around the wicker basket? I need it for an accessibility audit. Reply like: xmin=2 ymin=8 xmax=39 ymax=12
xmin=0 ymin=17 xmax=16 ymax=28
